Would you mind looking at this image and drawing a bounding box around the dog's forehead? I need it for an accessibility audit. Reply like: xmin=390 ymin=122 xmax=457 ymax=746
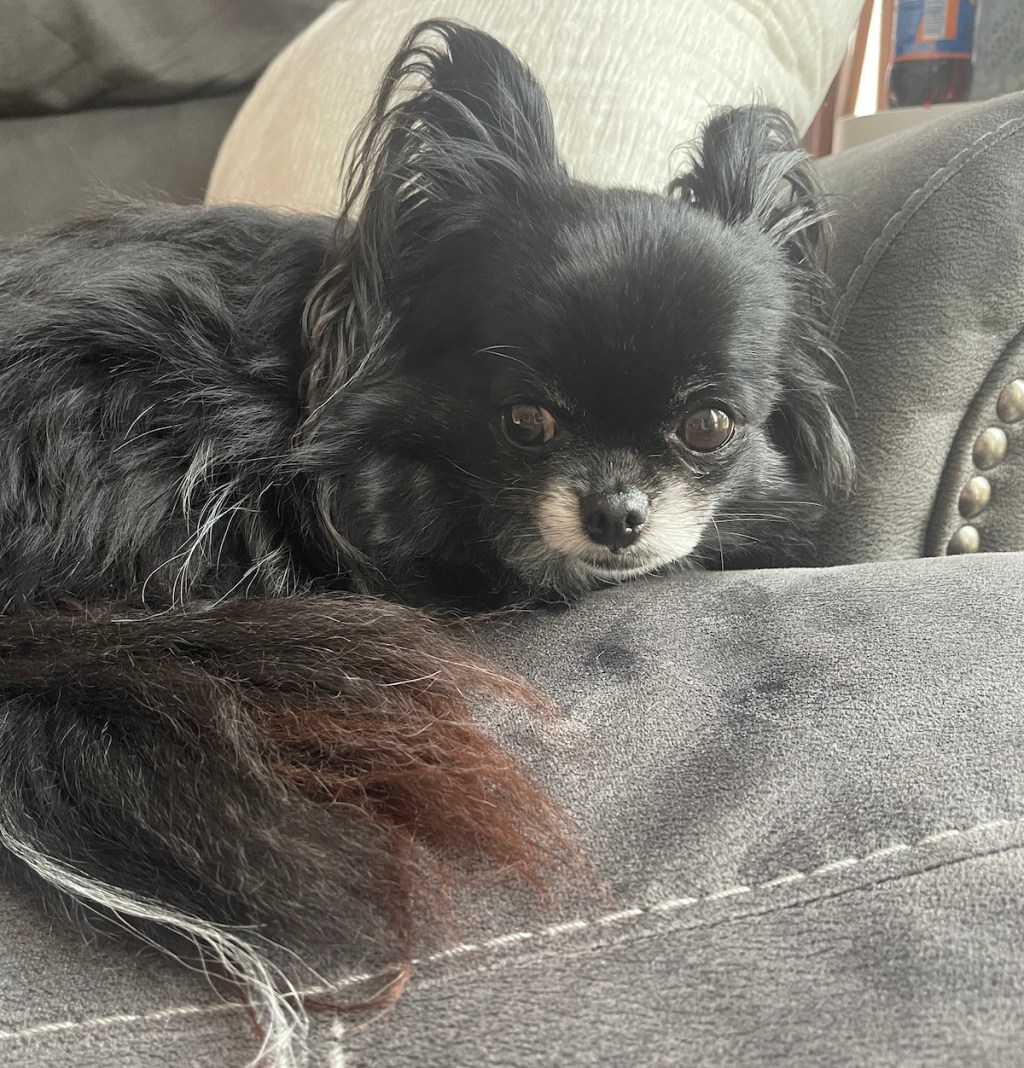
xmin=510 ymin=203 xmax=787 ymax=427
xmin=539 ymin=332 xmax=752 ymax=434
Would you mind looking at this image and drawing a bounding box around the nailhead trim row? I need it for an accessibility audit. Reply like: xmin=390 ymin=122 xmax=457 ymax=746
xmin=948 ymin=379 xmax=1024 ymax=554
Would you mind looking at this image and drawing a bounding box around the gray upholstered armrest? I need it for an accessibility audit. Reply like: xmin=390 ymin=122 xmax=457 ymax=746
xmin=818 ymin=91 xmax=1024 ymax=564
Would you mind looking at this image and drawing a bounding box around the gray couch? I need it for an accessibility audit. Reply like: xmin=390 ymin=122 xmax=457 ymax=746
xmin=1 ymin=62 xmax=1023 ymax=1068
xmin=0 ymin=0 xmax=330 ymax=238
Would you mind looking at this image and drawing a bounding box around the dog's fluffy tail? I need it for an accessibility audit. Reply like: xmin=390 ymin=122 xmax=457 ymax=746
xmin=0 ymin=596 xmax=572 ymax=1066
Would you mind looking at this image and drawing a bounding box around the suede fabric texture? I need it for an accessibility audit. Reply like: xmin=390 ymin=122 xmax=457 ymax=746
xmin=0 ymin=93 xmax=246 ymax=238
xmin=355 ymin=553 xmax=1024 ymax=1068
xmin=0 ymin=0 xmax=331 ymax=238
xmin=817 ymin=91 xmax=1024 ymax=564
xmin=2 ymin=553 xmax=1024 ymax=1066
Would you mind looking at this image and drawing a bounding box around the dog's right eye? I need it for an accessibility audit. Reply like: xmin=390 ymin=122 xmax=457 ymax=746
xmin=501 ymin=404 xmax=558 ymax=449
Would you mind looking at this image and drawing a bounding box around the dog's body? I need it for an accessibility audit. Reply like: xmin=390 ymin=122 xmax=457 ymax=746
xmin=0 ymin=206 xmax=329 ymax=609
xmin=0 ymin=19 xmax=853 ymax=1066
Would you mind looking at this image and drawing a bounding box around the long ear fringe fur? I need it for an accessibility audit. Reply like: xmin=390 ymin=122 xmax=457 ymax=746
xmin=0 ymin=597 xmax=577 ymax=1066
xmin=668 ymin=104 xmax=830 ymax=263
xmin=670 ymin=105 xmax=856 ymax=497
xmin=300 ymin=19 xmax=561 ymax=434
xmin=297 ymin=20 xmax=566 ymax=588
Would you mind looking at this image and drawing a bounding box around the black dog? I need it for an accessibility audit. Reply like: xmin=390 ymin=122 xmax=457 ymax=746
xmin=0 ymin=19 xmax=852 ymax=1064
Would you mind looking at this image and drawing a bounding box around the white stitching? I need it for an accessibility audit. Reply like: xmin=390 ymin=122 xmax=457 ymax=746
xmin=482 ymin=931 xmax=535 ymax=948
xmin=328 ymin=1016 xmax=346 ymax=1068
xmin=0 ymin=1001 xmax=239 ymax=1042
xmin=433 ymin=942 xmax=484 ymax=960
xmin=594 ymin=907 xmax=645 ymax=926
xmin=539 ymin=918 xmax=590 ymax=936
xmin=0 ymin=972 xmax=384 ymax=1044
xmin=758 ymin=872 xmax=806 ymax=889
xmin=702 ymin=884 xmax=753 ymax=901
xmin=809 ymin=856 xmax=860 ymax=876
xmin=860 ymin=843 xmax=912 ymax=862
xmin=918 ymin=828 xmax=967 ymax=846
xmin=647 ymin=895 xmax=699 ymax=912
xmin=1 ymin=814 xmax=1020 ymax=1044
xmin=410 ymin=814 xmax=1023 ymax=956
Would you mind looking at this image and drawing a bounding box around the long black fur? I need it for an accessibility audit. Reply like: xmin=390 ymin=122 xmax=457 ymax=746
xmin=0 ymin=19 xmax=853 ymax=1066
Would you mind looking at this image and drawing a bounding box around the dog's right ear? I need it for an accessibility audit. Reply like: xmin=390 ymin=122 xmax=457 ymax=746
xmin=301 ymin=20 xmax=563 ymax=419
xmin=363 ymin=18 xmax=563 ymax=185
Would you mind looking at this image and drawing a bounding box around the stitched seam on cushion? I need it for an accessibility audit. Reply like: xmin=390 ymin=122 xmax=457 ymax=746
xmin=403 ymin=835 xmax=1024 ymax=1000
xmin=409 ymin=816 xmax=1020 ymax=968
xmin=831 ymin=114 xmax=1024 ymax=342
xmin=1 ymin=815 xmax=1020 ymax=1044
xmin=0 ymin=1000 xmax=239 ymax=1042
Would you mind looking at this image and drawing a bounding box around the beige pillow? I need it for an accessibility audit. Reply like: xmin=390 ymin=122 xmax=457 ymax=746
xmin=208 ymin=0 xmax=862 ymax=213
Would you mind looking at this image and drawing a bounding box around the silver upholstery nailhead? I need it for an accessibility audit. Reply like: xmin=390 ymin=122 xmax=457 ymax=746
xmin=958 ymin=475 xmax=991 ymax=519
xmin=973 ymin=427 xmax=1008 ymax=470
xmin=948 ymin=525 xmax=981 ymax=554
xmin=950 ymin=380 xmax=1020 ymax=555
xmin=997 ymin=379 xmax=1024 ymax=423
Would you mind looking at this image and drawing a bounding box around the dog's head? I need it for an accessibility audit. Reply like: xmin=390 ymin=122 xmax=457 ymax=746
xmin=299 ymin=20 xmax=854 ymax=601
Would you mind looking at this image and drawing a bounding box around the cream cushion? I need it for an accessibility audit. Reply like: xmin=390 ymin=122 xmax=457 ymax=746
xmin=207 ymin=0 xmax=863 ymax=214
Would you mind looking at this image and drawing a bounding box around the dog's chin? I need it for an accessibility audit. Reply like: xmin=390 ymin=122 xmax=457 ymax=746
xmin=571 ymin=553 xmax=676 ymax=584
xmin=498 ymin=540 xmax=695 ymax=601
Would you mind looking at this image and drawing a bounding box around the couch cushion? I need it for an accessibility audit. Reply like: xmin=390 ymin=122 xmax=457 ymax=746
xmin=0 ymin=93 xmax=245 ymax=238
xmin=3 ymin=553 xmax=1024 ymax=1065
xmin=0 ymin=0 xmax=332 ymax=116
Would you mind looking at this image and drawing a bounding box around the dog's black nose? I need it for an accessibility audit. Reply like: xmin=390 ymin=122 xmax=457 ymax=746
xmin=580 ymin=490 xmax=649 ymax=552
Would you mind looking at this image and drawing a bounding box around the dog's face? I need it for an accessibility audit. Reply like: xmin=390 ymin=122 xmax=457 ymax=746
xmin=385 ymin=187 xmax=815 ymax=596
xmin=299 ymin=21 xmax=854 ymax=601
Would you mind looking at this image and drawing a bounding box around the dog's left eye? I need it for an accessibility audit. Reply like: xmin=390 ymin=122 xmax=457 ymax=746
xmin=502 ymin=404 xmax=558 ymax=449
xmin=677 ymin=407 xmax=735 ymax=452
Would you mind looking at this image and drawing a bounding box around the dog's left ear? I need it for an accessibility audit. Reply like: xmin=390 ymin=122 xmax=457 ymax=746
xmin=670 ymin=106 xmax=855 ymax=497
